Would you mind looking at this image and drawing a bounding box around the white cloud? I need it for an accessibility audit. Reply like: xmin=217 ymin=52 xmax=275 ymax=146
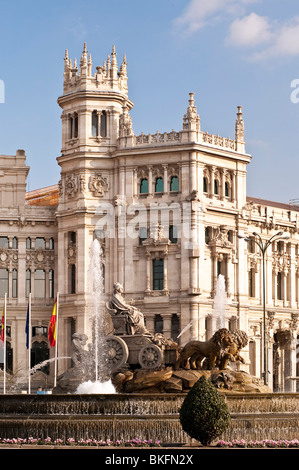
xmin=228 ymin=14 xmax=299 ymax=60
xmin=227 ymin=12 xmax=273 ymax=47
xmin=173 ymin=0 xmax=260 ymax=34
xmin=174 ymin=0 xmax=299 ymax=61
xmin=256 ymin=16 xmax=299 ymax=60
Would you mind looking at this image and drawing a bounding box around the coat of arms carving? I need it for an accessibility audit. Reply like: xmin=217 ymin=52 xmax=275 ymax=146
xmin=89 ymin=173 xmax=109 ymax=197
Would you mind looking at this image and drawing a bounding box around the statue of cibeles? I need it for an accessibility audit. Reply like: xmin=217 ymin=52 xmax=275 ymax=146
xmin=110 ymin=282 xmax=149 ymax=335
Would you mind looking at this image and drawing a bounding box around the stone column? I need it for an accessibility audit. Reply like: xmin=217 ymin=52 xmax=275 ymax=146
xmin=18 ymin=237 xmax=26 ymax=303
xmin=163 ymin=255 xmax=168 ymax=293
xmin=145 ymin=253 xmax=151 ymax=294
xmin=283 ymin=270 xmax=287 ymax=307
xmin=133 ymin=168 xmax=138 ymax=197
xmin=163 ymin=314 xmax=172 ymax=339
xmin=148 ymin=166 xmax=153 ymax=195
xmin=190 ymin=302 xmax=199 ymax=340
xmin=163 ymin=165 xmax=168 ymax=194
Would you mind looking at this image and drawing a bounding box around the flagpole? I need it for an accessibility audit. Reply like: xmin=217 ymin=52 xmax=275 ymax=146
xmin=28 ymin=293 xmax=32 ymax=394
xmin=54 ymin=292 xmax=59 ymax=388
xmin=3 ymin=293 xmax=6 ymax=395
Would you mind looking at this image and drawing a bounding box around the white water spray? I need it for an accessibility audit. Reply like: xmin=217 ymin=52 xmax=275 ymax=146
xmin=78 ymin=238 xmax=116 ymax=394
xmin=212 ymin=274 xmax=227 ymax=331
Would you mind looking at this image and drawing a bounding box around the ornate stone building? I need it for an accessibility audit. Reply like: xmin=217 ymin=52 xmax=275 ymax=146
xmin=1 ymin=44 xmax=299 ymax=392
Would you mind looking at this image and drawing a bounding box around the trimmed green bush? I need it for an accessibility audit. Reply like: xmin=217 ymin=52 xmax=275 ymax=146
xmin=179 ymin=376 xmax=231 ymax=446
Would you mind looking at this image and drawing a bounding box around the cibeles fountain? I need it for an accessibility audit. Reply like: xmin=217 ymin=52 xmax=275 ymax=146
xmin=1 ymin=241 xmax=299 ymax=444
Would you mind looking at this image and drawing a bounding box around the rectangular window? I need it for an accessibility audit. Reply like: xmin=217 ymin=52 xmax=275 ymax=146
xmin=26 ymin=269 xmax=31 ymax=298
xmin=49 ymin=269 xmax=54 ymax=299
xmin=35 ymin=269 xmax=46 ymax=298
xmin=0 ymin=269 xmax=8 ymax=297
xmin=100 ymin=111 xmax=107 ymax=137
xmin=70 ymin=264 xmax=76 ymax=294
xmin=248 ymin=269 xmax=254 ymax=298
xmin=153 ymin=259 xmax=164 ymax=290
xmin=139 ymin=227 xmax=148 ymax=245
xmin=35 ymin=237 xmax=46 ymax=249
xmin=92 ymin=111 xmax=98 ymax=137
xmin=0 ymin=237 xmax=8 ymax=249
xmin=277 ymin=272 xmax=282 ymax=300
xmin=169 ymin=225 xmax=178 ymax=243
xmin=12 ymin=269 xmax=17 ymax=298
xmin=74 ymin=113 xmax=78 ymax=138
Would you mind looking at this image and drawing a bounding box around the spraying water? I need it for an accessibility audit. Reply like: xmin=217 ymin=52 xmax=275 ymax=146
xmin=212 ymin=274 xmax=227 ymax=331
xmin=79 ymin=238 xmax=116 ymax=394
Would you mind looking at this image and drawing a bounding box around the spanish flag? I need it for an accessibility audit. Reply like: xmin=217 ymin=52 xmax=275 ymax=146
xmin=48 ymin=298 xmax=57 ymax=347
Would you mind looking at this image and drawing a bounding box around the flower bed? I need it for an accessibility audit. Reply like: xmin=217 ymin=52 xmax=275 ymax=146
xmin=0 ymin=437 xmax=162 ymax=447
xmin=217 ymin=439 xmax=299 ymax=448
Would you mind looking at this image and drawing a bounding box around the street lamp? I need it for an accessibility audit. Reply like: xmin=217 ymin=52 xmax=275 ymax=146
xmin=237 ymin=231 xmax=290 ymax=386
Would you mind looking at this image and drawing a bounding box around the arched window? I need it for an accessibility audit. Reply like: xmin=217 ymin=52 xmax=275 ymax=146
xmin=140 ymin=178 xmax=149 ymax=194
xmin=12 ymin=237 xmax=18 ymax=249
xmin=92 ymin=110 xmax=98 ymax=137
xmin=170 ymin=176 xmax=179 ymax=192
xmin=100 ymin=111 xmax=107 ymax=137
xmin=155 ymin=177 xmax=163 ymax=193
xmin=35 ymin=270 xmax=46 ymax=298
xmin=26 ymin=237 xmax=31 ymax=249
xmin=49 ymin=238 xmax=54 ymax=250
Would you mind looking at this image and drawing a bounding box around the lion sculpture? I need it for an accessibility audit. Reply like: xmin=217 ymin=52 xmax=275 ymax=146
xmin=175 ymin=328 xmax=234 ymax=371
xmin=217 ymin=329 xmax=248 ymax=370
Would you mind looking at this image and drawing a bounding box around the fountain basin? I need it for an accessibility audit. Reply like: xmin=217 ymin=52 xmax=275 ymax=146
xmin=0 ymin=393 xmax=299 ymax=443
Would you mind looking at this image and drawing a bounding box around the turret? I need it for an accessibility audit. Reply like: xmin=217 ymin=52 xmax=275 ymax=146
xmin=57 ymin=44 xmax=134 ymax=157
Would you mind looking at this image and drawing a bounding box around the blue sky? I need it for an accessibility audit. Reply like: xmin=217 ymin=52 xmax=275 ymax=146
xmin=0 ymin=0 xmax=299 ymax=203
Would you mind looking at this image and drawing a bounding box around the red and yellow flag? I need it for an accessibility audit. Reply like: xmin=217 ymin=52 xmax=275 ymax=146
xmin=0 ymin=305 xmax=4 ymax=344
xmin=48 ymin=298 xmax=57 ymax=347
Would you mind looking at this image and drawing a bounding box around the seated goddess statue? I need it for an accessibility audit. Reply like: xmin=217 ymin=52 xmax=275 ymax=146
xmin=110 ymin=282 xmax=149 ymax=335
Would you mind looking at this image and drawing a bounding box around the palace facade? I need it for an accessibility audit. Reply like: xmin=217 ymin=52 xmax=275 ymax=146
xmin=1 ymin=44 xmax=299 ymax=392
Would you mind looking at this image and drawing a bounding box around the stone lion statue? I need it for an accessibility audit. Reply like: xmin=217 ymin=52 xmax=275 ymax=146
xmin=217 ymin=330 xmax=248 ymax=370
xmin=175 ymin=328 xmax=234 ymax=371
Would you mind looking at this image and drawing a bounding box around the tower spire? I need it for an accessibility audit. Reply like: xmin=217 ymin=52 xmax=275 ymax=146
xmin=235 ymin=106 xmax=245 ymax=152
xmin=183 ymin=92 xmax=200 ymax=132
xmin=111 ymin=44 xmax=118 ymax=80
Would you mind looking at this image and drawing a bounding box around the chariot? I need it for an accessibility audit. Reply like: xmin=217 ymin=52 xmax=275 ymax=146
xmin=105 ymin=302 xmax=178 ymax=372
